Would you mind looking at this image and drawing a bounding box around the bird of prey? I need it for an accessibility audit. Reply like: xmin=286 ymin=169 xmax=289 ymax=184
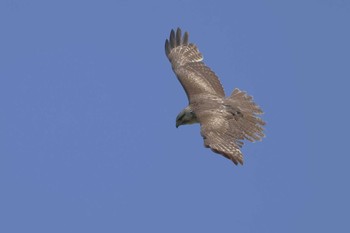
xmin=165 ymin=28 xmax=265 ymax=165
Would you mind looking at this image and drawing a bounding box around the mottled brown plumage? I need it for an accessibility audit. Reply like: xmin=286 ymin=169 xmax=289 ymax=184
xmin=165 ymin=28 xmax=265 ymax=165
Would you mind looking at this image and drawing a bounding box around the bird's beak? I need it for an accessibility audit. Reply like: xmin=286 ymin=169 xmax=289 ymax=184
xmin=176 ymin=122 xmax=180 ymax=128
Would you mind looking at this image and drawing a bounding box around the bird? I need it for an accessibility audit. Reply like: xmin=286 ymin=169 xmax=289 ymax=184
xmin=165 ymin=28 xmax=265 ymax=165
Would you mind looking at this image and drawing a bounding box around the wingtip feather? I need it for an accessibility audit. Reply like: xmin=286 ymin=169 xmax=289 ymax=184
xmin=176 ymin=28 xmax=182 ymax=46
xmin=170 ymin=29 xmax=175 ymax=48
xmin=183 ymin=31 xmax=189 ymax=45
xmin=165 ymin=39 xmax=170 ymax=56
xmin=166 ymin=28 xmax=190 ymax=51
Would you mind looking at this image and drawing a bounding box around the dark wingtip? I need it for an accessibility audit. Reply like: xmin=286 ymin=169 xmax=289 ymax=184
xmin=210 ymin=148 xmax=244 ymax=166
xmin=176 ymin=28 xmax=182 ymax=46
xmin=165 ymin=39 xmax=170 ymax=56
xmin=232 ymin=159 xmax=239 ymax=165
xmin=183 ymin=31 xmax=189 ymax=45
xmin=165 ymin=28 xmax=190 ymax=57
xmin=230 ymin=157 xmax=243 ymax=166
xmin=170 ymin=29 xmax=175 ymax=48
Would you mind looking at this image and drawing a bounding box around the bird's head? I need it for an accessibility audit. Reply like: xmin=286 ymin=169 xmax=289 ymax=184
xmin=176 ymin=106 xmax=198 ymax=128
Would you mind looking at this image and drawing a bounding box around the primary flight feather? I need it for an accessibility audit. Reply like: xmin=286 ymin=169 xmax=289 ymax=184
xmin=165 ymin=28 xmax=265 ymax=165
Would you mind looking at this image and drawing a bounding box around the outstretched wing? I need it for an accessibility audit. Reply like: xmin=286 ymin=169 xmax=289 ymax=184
xmin=165 ymin=28 xmax=225 ymax=103
xmin=198 ymin=111 xmax=245 ymax=165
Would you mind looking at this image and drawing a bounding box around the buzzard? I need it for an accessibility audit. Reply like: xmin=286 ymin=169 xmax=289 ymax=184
xmin=165 ymin=28 xmax=265 ymax=165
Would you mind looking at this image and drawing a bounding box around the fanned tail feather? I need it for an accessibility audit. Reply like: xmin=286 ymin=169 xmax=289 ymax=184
xmin=226 ymin=88 xmax=265 ymax=142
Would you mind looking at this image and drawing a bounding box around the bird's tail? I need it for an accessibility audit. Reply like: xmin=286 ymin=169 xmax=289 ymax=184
xmin=226 ymin=88 xmax=265 ymax=142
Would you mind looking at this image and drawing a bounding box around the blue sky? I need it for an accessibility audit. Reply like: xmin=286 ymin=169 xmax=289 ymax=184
xmin=1 ymin=0 xmax=349 ymax=232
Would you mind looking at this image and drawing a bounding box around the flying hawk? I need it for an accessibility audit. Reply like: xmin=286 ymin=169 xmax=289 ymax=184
xmin=165 ymin=28 xmax=265 ymax=165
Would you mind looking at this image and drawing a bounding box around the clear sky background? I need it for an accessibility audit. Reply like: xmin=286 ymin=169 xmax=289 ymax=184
xmin=1 ymin=0 xmax=349 ymax=232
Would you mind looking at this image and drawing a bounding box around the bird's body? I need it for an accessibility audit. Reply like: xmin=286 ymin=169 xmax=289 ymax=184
xmin=165 ymin=28 xmax=265 ymax=165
